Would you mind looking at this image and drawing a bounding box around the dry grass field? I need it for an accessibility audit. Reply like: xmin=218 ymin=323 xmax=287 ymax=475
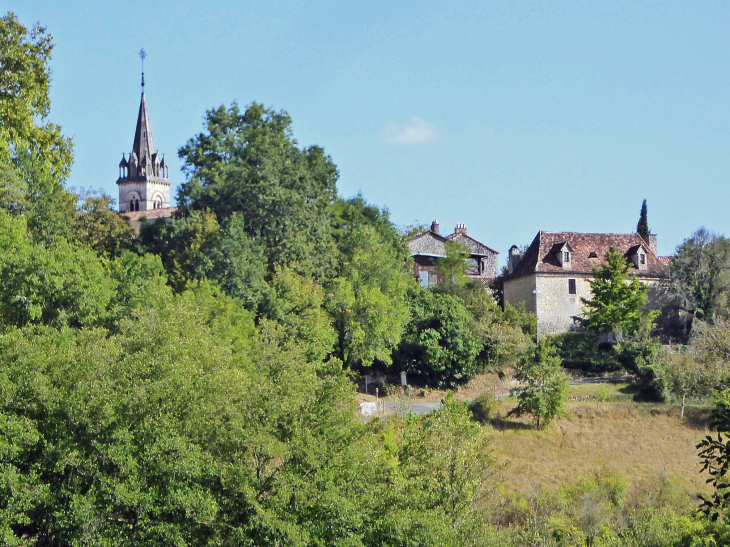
xmin=488 ymin=382 xmax=713 ymax=496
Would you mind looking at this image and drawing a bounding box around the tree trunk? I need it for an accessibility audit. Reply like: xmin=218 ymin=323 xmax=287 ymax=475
xmin=681 ymin=393 xmax=685 ymax=419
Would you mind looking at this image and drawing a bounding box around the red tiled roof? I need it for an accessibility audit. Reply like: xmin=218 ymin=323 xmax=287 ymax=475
xmin=659 ymin=256 xmax=672 ymax=266
xmin=121 ymin=207 xmax=178 ymax=222
xmin=508 ymin=231 xmax=666 ymax=279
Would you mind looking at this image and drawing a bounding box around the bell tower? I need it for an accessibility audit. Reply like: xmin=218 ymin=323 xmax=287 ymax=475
xmin=116 ymin=49 xmax=172 ymax=213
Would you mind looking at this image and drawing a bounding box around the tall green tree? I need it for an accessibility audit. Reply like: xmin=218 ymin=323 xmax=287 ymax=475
xmin=177 ymin=102 xmax=338 ymax=279
xmin=509 ymin=338 xmax=567 ymax=428
xmin=581 ymin=246 xmax=658 ymax=336
xmin=0 ymin=12 xmax=73 ymax=183
xmin=327 ymin=224 xmax=413 ymax=368
xmin=666 ymin=228 xmax=730 ymax=322
xmin=0 ymin=13 xmax=76 ymax=244
xmin=637 ymin=199 xmax=650 ymax=242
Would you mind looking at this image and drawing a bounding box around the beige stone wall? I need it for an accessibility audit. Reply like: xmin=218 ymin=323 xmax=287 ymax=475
xmin=506 ymin=272 xmax=663 ymax=336
xmin=504 ymin=274 xmax=537 ymax=315
xmin=535 ymin=274 xmax=592 ymax=335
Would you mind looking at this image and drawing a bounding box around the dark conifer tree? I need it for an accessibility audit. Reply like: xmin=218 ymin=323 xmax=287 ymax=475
xmin=637 ymin=199 xmax=649 ymax=241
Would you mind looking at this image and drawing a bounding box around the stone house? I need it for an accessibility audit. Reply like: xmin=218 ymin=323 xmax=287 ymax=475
xmin=503 ymin=231 xmax=667 ymax=335
xmin=407 ymin=221 xmax=499 ymax=288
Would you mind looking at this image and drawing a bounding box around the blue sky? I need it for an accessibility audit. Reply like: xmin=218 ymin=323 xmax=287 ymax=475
xmin=12 ymin=1 xmax=730 ymax=262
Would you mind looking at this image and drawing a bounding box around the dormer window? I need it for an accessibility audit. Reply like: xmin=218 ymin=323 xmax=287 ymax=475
xmin=630 ymin=244 xmax=649 ymax=270
xmin=554 ymin=242 xmax=575 ymax=268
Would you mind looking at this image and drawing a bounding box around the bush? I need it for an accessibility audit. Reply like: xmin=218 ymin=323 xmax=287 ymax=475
xmin=469 ymin=390 xmax=501 ymax=423
xmin=550 ymin=332 xmax=624 ymax=373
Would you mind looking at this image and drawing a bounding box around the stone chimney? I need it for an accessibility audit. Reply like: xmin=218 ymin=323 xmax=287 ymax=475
xmin=508 ymin=245 xmax=521 ymax=274
xmin=430 ymin=219 xmax=440 ymax=235
xmin=454 ymin=223 xmax=467 ymax=236
xmin=647 ymin=234 xmax=658 ymax=255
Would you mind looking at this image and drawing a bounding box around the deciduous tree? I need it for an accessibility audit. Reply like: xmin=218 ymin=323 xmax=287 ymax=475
xmin=509 ymin=338 xmax=567 ymax=428
xmin=666 ymin=228 xmax=730 ymax=322
xmin=177 ymin=102 xmax=338 ymax=279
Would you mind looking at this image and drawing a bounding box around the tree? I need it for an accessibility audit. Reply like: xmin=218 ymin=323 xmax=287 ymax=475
xmin=138 ymin=210 xmax=267 ymax=309
xmin=0 ymin=13 xmax=76 ymax=245
xmin=376 ymin=394 xmax=498 ymax=545
xmin=395 ymin=288 xmax=481 ymax=387
xmin=72 ymin=189 xmax=135 ymax=258
xmin=509 ymin=338 xmax=567 ymax=428
xmin=661 ymin=319 xmax=730 ymax=418
xmin=0 ymin=13 xmax=73 ymax=183
xmin=436 ymin=240 xmax=470 ymax=288
xmin=666 ymin=228 xmax=730 ymax=322
xmin=0 ymin=212 xmax=115 ymax=329
xmin=177 ymin=102 xmax=338 ymax=280
xmin=326 ymin=224 xmax=413 ymax=368
xmin=581 ymin=246 xmax=658 ymax=336
xmin=637 ymin=199 xmax=650 ymax=242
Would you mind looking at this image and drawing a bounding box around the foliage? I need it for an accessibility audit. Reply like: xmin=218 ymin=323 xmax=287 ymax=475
xmin=438 ymin=281 xmax=535 ymax=369
xmin=138 ymin=210 xmax=267 ymax=309
xmin=262 ymin=267 xmax=336 ymax=364
xmin=509 ymin=338 xmax=567 ymax=428
xmin=436 ymin=240 xmax=470 ymax=288
xmin=581 ymin=245 xmax=658 ymax=336
xmin=326 ymin=223 xmax=413 ymax=368
xmin=394 ymin=288 xmax=481 ymax=387
xmin=468 ymin=390 xmax=501 ymax=423
xmin=0 ymin=12 xmax=73 ymax=184
xmin=375 ymin=394 xmax=499 ymax=545
xmin=0 ymin=212 xmax=114 ymax=329
xmin=107 ymin=250 xmax=172 ymax=324
xmin=73 ymin=189 xmax=135 ymax=257
xmin=665 ymin=228 xmax=730 ymax=322
xmin=177 ymin=102 xmax=338 ymax=279
xmin=637 ymin=198 xmax=650 ymax=242
xmin=550 ymin=332 xmax=625 ymax=373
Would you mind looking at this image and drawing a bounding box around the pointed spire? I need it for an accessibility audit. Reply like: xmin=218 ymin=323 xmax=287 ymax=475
xmin=132 ymin=92 xmax=156 ymax=171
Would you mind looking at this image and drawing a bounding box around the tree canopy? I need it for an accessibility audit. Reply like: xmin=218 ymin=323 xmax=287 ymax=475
xmin=581 ymin=245 xmax=658 ymax=336
xmin=177 ymin=102 xmax=338 ymax=280
xmin=666 ymin=228 xmax=730 ymax=322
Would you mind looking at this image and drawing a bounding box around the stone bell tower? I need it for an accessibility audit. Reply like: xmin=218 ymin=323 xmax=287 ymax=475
xmin=116 ymin=49 xmax=172 ymax=213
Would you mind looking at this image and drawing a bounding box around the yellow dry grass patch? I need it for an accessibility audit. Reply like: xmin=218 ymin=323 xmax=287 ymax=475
xmin=490 ymin=401 xmax=712 ymax=496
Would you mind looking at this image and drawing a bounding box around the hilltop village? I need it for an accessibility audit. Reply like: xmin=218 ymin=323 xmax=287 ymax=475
xmin=5 ymin=10 xmax=730 ymax=545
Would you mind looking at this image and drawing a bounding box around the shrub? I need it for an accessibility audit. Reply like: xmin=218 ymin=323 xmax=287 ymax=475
xmin=469 ymin=390 xmax=501 ymax=423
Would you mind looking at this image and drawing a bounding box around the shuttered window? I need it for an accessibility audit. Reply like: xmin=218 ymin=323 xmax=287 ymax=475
xmin=568 ymin=279 xmax=577 ymax=294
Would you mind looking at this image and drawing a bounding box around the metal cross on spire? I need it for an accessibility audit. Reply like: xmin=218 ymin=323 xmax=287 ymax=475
xmin=139 ymin=48 xmax=146 ymax=91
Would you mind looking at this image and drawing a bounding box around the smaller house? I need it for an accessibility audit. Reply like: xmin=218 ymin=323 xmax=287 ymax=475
xmin=503 ymin=231 xmax=668 ymax=335
xmin=407 ymin=220 xmax=499 ymax=288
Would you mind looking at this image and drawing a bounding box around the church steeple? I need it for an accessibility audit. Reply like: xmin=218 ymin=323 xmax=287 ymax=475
xmin=115 ymin=49 xmax=172 ymax=214
xmin=132 ymin=92 xmax=156 ymax=174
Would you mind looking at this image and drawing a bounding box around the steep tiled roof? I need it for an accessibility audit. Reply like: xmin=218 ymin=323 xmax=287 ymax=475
xmin=407 ymin=231 xmax=449 ymax=257
xmin=508 ymin=231 xmax=665 ymax=278
xmin=132 ymin=92 xmax=156 ymax=166
xmin=659 ymin=256 xmax=672 ymax=266
xmin=447 ymin=232 xmax=498 ymax=256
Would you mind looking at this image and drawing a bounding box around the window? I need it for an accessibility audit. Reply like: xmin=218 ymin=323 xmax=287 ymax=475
xmin=640 ymin=254 xmax=646 ymax=265
xmin=564 ymin=251 xmax=570 ymax=263
xmin=568 ymin=279 xmax=576 ymax=294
